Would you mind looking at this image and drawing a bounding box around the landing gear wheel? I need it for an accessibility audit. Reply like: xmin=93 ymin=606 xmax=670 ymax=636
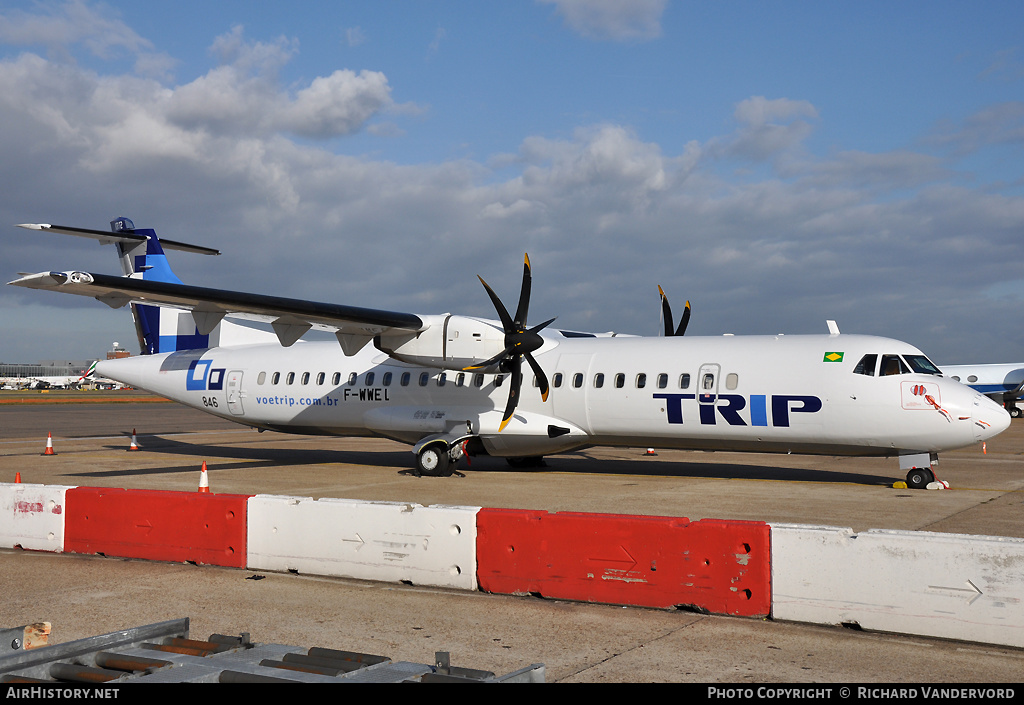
xmin=906 ymin=467 xmax=934 ymax=490
xmin=416 ymin=444 xmax=452 ymax=477
xmin=1009 ymin=406 xmax=1022 ymax=419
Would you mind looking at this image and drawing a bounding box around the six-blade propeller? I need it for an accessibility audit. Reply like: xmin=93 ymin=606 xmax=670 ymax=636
xmin=470 ymin=254 xmax=555 ymax=431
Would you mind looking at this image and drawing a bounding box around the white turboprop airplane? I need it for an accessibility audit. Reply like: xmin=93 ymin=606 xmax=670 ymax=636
xmin=939 ymin=363 xmax=1024 ymax=418
xmin=7 ymin=218 xmax=1011 ymax=487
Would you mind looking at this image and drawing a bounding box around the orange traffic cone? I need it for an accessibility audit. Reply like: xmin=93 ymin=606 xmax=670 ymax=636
xmin=644 ymin=448 xmax=657 ymax=456
xmin=15 ymin=472 xmax=21 ymax=483
xmin=42 ymin=433 xmax=56 ymax=456
xmin=198 ymin=461 xmax=210 ymax=493
xmin=128 ymin=429 xmax=140 ymax=451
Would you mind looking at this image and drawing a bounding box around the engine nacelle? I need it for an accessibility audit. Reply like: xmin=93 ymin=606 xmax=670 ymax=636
xmin=376 ymin=314 xmax=507 ymax=371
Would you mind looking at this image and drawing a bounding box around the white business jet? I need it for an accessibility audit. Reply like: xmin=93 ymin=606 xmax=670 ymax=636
xmin=8 ymin=218 xmax=1010 ymax=487
xmin=939 ymin=363 xmax=1024 ymax=418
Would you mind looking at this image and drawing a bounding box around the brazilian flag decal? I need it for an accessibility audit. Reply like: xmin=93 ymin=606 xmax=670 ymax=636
xmin=823 ymin=352 xmax=844 ymax=363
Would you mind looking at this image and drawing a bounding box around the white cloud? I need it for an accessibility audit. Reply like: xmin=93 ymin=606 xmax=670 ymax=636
xmin=2 ymin=8 xmax=1024 ymax=365
xmin=540 ymin=0 xmax=667 ymax=42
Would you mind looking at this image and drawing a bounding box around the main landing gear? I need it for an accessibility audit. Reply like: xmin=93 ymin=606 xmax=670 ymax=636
xmin=414 ymin=443 xmax=455 ymax=478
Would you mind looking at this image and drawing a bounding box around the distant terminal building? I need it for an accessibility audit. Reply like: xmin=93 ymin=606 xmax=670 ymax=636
xmin=2 ymin=342 xmax=127 ymax=388
xmin=0 ymin=360 xmax=94 ymax=378
xmin=107 ymin=342 xmax=131 ymax=360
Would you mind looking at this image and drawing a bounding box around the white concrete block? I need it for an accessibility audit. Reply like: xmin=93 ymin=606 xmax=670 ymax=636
xmin=771 ymin=523 xmax=1024 ymax=648
xmin=247 ymin=495 xmax=480 ymax=590
xmin=0 ymin=482 xmax=73 ymax=552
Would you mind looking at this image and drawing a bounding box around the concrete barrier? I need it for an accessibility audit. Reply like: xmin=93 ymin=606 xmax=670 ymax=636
xmin=770 ymin=524 xmax=1024 ymax=648
xmin=247 ymin=495 xmax=480 ymax=590
xmin=0 ymin=482 xmax=73 ymax=552
xmin=477 ymin=509 xmax=771 ymax=616
xmin=63 ymin=487 xmax=250 ymax=567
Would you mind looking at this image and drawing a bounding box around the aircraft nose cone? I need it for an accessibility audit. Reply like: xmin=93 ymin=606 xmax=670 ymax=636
xmin=973 ymin=393 xmax=1011 ymax=442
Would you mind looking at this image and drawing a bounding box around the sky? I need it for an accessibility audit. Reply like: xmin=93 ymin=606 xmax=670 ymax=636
xmin=1 ymin=0 xmax=1023 ymax=366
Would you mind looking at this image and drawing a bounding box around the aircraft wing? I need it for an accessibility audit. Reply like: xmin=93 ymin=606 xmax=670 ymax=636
xmin=8 ymin=270 xmax=425 ymax=349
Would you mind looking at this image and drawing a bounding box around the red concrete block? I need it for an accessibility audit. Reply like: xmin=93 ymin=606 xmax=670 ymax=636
xmin=476 ymin=508 xmax=770 ymax=617
xmin=64 ymin=487 xmax=250 ymax=568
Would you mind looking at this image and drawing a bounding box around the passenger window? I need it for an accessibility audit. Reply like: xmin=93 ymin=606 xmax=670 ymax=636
xmin=614 ymin=373 xmax=625 ymax=388
xmin=594 ymin=373 xmax=605 ymax=388
xmin=401 ymin=372 xmax=411 ymax=386
xmin=573 ymin=373 xmax=584 ymax=388
xmin=702 ymin=373 xmax=715 ymax=390
xmin=880 ymin=355 xmax=910 ymax=376
xmin=636 ymin=373 xmax=647 ymax=389
xmin=494 ymin=374 xmax=504 ymax=387
xmin=272 ymin=372 xmax=280 ymax=385
xmin=365 ymin=372 xmax=375 ymax=386
xmin=348 ymin=372 xmax=357 ymax=386
xmin=383 ymin=372 xmax=392 ymax=386
xmin=316 ymin=372 xmax=325 ymax=385
xmin=437 ymin=373 xmax=446 ymax=387
xmin=473 ymin=373 xmax=484 ymax=388
xmin=332 ymin=372 xmax=341 ymax=385
xmin=657 ymin=373 xmax=668 ymax=389
xmin=968 ymin=375 xmax=978 ymax=383
xmin=286 ymin=372 xmax=295 ymax=385
xmin=679 ymin=373 xmax=690 ymax=389
xmin=455 ymin=373 xmax=465 ymax=387
xmin=725 ymin=373 xmax=738 ymax=390
xmin=951 ymin=376 xmax=961 ymax=382
xmin=301 ymin=372 xmax=310 ymax=385
xmin=853 ymin=354 xmax=877 ymax=376
xmin=553 ymin=373 xmax=563 ymax=388
xmin=257 ymin=372 xmax=266 ymax=385
xmin=419 ymin=372 xmax=429 ymax=387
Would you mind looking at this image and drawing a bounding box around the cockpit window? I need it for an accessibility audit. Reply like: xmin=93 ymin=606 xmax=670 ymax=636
xmin=853 ymin=354 xmax=877 ymax=376
xmin=879 ymin=354 xmax=910 ymax=376
xmin=903 ymin=354 xmax=941 ymax=375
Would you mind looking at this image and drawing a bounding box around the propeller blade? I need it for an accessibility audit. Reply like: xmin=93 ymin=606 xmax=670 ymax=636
xmin=675 ymin=300 xmax=691 ymax=336
xmin=478 ymin=275 xmax=514 ymax=331
xmin=499 ymin=357 xmax=522 ymax=431
xmin=513 ymin=254 xmax=531 ymax=327
xmin=658 ymin=285 xmax=674 ymax=337
xmin=464 ymin=344 xmax=516 ymax=372
xmin=524 ymin=352 xmax=549 ymax=401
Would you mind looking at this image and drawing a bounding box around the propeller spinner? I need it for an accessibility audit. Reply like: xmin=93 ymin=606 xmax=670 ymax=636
xmin=469 ymin=254 xmax=555 ymax=431
xmin=658 ymin=285 xmax=690 ymax=337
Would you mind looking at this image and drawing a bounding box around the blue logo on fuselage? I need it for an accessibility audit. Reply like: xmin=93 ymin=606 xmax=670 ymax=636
xmin=186 ymin=359 xmax=225 ymax=391
xmin=653 ymin=393 xmax=822 ymax=427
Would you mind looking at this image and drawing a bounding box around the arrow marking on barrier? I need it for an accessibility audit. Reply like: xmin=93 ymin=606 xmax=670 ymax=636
xmin=928 ymin=579 xmax=983 ymax=606
xmin=591 ymin=546 xmax=645 ymax=583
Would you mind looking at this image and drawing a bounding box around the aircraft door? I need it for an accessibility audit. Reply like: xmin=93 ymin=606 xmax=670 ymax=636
xmin=226 ymin=370 xmax=245 ymax=415
xmin=698 ymin=363 xmax=720 ymax=405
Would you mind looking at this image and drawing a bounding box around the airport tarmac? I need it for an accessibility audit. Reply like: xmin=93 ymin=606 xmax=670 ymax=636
xmin=2 ymin=399 xmax=1023 ymax=683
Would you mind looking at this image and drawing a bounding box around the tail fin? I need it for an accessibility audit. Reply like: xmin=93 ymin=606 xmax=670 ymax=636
xmin=109 ymin=217 xmax=212 ymax=355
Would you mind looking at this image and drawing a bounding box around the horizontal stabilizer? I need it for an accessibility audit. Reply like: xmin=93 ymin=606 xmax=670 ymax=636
xmin=16 ymin=223 xmax=220 ymax=256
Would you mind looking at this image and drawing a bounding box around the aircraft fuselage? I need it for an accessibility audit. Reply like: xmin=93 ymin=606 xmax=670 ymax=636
xmin=96 ymin=332 xmax=1008 ymax=462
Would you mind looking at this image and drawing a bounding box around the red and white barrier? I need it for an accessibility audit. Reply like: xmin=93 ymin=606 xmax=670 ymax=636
xmin=5 ymin=481 xmax=1024 ymax=649
xmin=247 ymin=495 xmax=480 ymax=590
xmin=0 ymin=482 xmax=74 ymax=552
xmin=477 ymin=508 xmax=771 ymax=616
xmin=770 ymin=524 xmax=1024 ymax=648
